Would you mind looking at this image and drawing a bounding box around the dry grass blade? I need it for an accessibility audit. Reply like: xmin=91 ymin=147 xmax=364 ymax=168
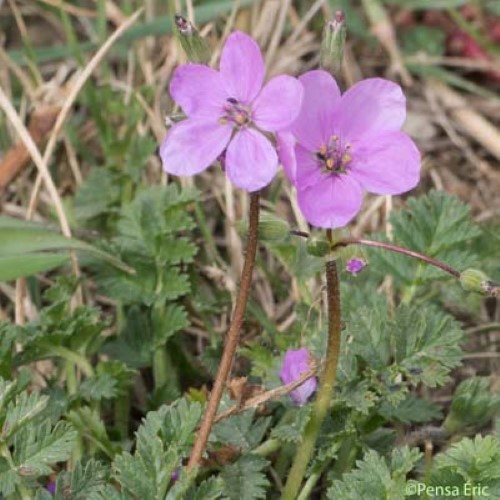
xmin=0 ymin=87 xmax=71 ymax=236
xmin=427 ymin=78 xmax=500 ymax=161
xmin=26 ymin=8 xmax=144 ymax=220
xmin=0 ymin=105 xmax=60 ymax=190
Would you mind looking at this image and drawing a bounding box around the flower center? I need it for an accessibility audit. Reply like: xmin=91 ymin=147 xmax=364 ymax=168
xmin=219 ymin=97 xmax=252 ymax=127
xmin=316 ymin=135 xmax=352 ymax=174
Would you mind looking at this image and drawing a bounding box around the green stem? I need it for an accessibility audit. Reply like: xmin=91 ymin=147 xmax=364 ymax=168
xmin=153 ymin=346 xmax=169 ymax=389
xmin=152 ymin=260 xmax=173 ymax=392
xmin=253 ymin=438 xmax=281 ymax=457
xmin=64 ymin=359 xmax=78 ymax=396
xmin=297 ymin=466 xmax=324 ymax=500
xmin=115 ymin=391 xmax=131 ymax=441
xmin=281 ymin=259 xmax=342 ymax=499
xmin=52 ymin=346 xmax=94 ymax=378
xmin=63 ymin=359 xmax=83 ymax=464
xmin=330 ymin=435 xmax=358 ymax=479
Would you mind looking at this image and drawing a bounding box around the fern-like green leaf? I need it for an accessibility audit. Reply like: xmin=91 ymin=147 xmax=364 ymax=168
xmin=213 ymin=412 xmax=271 ymax=451
xmin=348 ymin=304 xmax=464 ymax=387
xmin=13 ymin=420 xmax=77 ymax=476
xmin=221 ymin=454 xmax=270 ymax=500
xmin=327 ymin=447 xmax=422 ymax=499
xmin=53 ymin=459 xmax=109 ymax=499
xmin=443 ymin=377 xmax=500 ymax=433
xmin=430 ymin=435 xmax=500 ymax=498
xmin=2 ymin=392 xmax=49 ymax=439
xmin=271 ymin=406 xmax=312 ymax=443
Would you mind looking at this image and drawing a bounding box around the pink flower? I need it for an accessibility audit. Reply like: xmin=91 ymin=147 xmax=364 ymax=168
xmin=160 ymin=32 xmax=303 ymax=192
xmin=280 ymin=348 xmax=317 ymax=405
xmin=278 ymin=70 xmax=420 ymax=228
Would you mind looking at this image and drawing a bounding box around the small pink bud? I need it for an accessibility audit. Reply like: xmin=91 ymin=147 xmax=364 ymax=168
xmin=346 ymin=258 xmax=367 ymax=276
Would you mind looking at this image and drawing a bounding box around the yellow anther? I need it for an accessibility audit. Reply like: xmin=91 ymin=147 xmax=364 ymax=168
xmin=326 ymin=158 xmax=334 ymax=169
xmin=219 ymin=117 xmax=228 ymax=125
xmin=319 ymin=144 xmax=327 ymax=155
xmin=235 ymin=114 xmax=246 ymax=125
xmin=342 ymin=154 xmax=352 ymax=164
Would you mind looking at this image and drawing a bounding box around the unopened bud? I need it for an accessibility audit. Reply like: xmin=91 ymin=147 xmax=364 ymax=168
xmin=320 ymin=11 xmax=346 ymax=78
xmin=306 ymin=237 xmax=331 ymax=257
xmin=175 ymin=15 xmax=210 ymax=64
xmin=460 ymin=268 xmax=498 ymax=296
xmin=258 ymin=212 xmax=290 ymax=241
xmin=237 ymin=212 xmax=290 ymax=242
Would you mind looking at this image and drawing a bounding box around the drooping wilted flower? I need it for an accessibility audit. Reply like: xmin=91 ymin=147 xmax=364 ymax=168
xmin=279 ymin=70 xmax=420 ymax=228
xmin=280 ymin=348 xmax=317 ymax=405
xmin=160 ymin=31 xmax=303 ymax=192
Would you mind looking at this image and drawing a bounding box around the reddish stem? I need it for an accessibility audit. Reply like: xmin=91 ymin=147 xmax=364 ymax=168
xmin=187 ymin=192 xmax=260 ymax=471
xmin=334 ymin=238 xmax=460 ymax=278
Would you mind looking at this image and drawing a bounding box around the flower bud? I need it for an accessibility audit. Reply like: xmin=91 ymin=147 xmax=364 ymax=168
xmin=320 ymin=11 xmax=346 ymax=78
xmin=236 ymin=212 xmax=290 ymax=242
xmin=306 ymin=237 xmax=331 ymax=257
xmin=175 ymin=15 xmax=210 ymax=64
xmin=279 ymin=348 xmax=317 ymax=405
xmin=258 ymin=212 xmax=290 ymax=241
xmin=459 ymin=268 xmax=498 ymax=296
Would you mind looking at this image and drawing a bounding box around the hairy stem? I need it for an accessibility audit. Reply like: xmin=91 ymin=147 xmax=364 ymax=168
xmin=187 ymin=192 xmax=260 ymax=471
xmin=334 ymin=238 xmax=461 ymax=277
xmin=281 ymin=259 xmax=342 ymax=499
xmin=291 ymin=231 xmax=462 ymax=279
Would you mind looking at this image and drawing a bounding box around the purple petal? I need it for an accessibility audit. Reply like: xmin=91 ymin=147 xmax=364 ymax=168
xmin=294 ymin=144 xmax=323 ymax=190
xmin=297 ymin=174 xmax=363 ymax=228
xmin=280 ymin=348 xmax=317 ymax=405
xmin=160 ymin=119 xmax=232 ymax=176
xmin=170 ymin=64 xmax=227 ymax=118
xmin=277 ymin=132 xmax=297 ymax=185
xmin=220 ymin=32 xmax=264 ymax=103
xmin=253 ymin=76 xmax=304 ymax=131
xmin=349 ymin=131 xmax=421 ymax=194
xmin=291 ymin=70 xmax=341 ymax=151
xmin=290 ymin=377 xmax=317 ymax=405
xmin=332 ymin=78 xmax=406 ymax=141
xmin=225 ymin=128 xmax=278 ymax=191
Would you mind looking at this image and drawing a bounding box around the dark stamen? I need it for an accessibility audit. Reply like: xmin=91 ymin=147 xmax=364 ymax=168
xmin=227 ymin=97 xmax=238 ymax=104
